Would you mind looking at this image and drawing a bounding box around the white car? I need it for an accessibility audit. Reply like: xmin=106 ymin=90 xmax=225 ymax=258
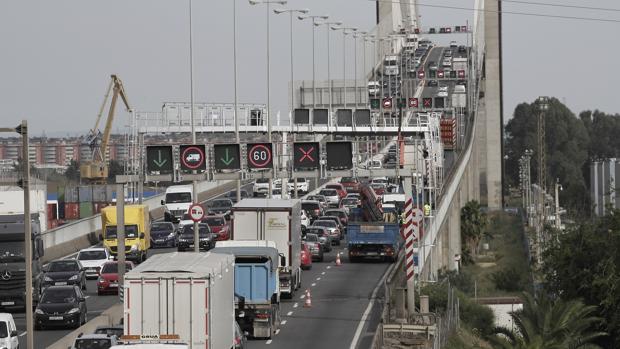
xmin=371 ymin=177 xmax=389 ymax=186
xmin=76 ymin=247 xmax=112 ymax=279
xmin=368 ymin=81 xmax=381 ymax=96
xmin=437 ymin=86 xmax=448 ymax=97
xmin=318 ymin=189 xmax=340 ymax=207
xmin=300 ymin=210 xmax=310 ymax=230
xmin=253 ymin=178 xmax=271 ymax=197
xmin=0 ymin=313 xmax=18 ymax=349
xmin=442 ymin=58 xmax=452 ymax=67
xmin=287 ymin=178 xmax=309 ymax=194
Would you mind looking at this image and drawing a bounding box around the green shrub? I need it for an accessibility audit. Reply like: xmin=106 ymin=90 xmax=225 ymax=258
xmin=490 ymin=266 xmax=524 ymax=292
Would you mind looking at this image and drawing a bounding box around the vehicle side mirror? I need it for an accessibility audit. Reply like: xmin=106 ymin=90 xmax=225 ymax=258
xmin=11 ymin=330 xmax=18 ymax=337
xmin=237 ymin=296 xmax=245 ymax=310
xmin=42 ymin=265 xmax=48 ymax=273
xmin=98 ymin=234 xmax=103 ymax=241
xmin=140 ymin=233 xmax=145 ymax=239
xmin=161 ymin=200 xmax=165 ymax=206
xmin=79 ymin=297 xmax=86 ymax=302
xmin=279 ymin=254 xmax=286 ymax=267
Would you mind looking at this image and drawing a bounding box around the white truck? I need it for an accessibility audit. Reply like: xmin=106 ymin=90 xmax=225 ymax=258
xmin=161 ymin=185 xmax=193 ymax=220
xmin=403 ymin=34 xmax=417 ymax=53
xmin=0 ymin=185 xmax=47 ymax=231
xmin=383 ymin=55 xmax=400 ymax=76
xmin=123 ymin=252 xmax=235 ymax=349
xmin=231 ymin=199 xmax=302 ymax=298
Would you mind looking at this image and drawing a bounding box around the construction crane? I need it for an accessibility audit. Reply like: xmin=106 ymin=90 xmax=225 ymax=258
xmin=80 ymin=74 xmax=131 ymax=183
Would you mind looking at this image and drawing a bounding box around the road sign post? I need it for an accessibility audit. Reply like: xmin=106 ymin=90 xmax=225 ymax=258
xmin=189 ymin=203 xmax=205 ymax=222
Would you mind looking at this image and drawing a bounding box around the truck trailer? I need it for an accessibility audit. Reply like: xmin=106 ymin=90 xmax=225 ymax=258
xmin=347 ymin=210 xmax=401 ymax=263
xmin=123 ymin=252 xmax=235 ymax=349
xmin=213 ymin=241 xmax=281 ymax=338
xmin=231 ymin=199 xmax=301 ymax=298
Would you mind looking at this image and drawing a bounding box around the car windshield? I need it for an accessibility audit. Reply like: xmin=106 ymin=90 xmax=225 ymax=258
xmin=41 ymin=288 xmax=77 ymax=304
xmin=0 ymin=322 xmax=7 ymax=338
xmin=74 ymin=338 xmax=112 ymax=349
xmin=305 ymin=234 xmax=319 ymax=242
xmin=104 ymin=225 xmax=139 ymax=239
xmin=313 ymin=220 xmax=336 ymax=228
xmin=94 ymin=327 xmax=123 ymax=337
xmin=204 ymin=217 xmax=225 ymax=226
xmin=211 ymin=200 xmax=231 ymax=208
xmin=319 ymin=189 xmax=337 ymax=196
xmin=326 ymin=185 xmax=341 ymax=190
xmin=307 ymin=196 xmax=323 ymax=202
xmin=371 ymin=183 xmax=385 ymax=189
xmin=341 ymin=199 xmax=358 ymax=205
xmin=151 ymin=223 xmax=173 ymax=231
xmin=182 ymin=225 xmax=210 ymax=236
xmin=77 ymin=250 xmax=107 ymax=261
xmin=327 ymin=211 xmax=346 ymax=218
xmin=306 ymin=228 xmax=326 ymax=237
xmin=0 ymin=241 xmax=26 ymax=262
xmin=302 ymin=203 xmax=319 ymax=210
xmin=385 ymin=60 xmax=397 ymax=66
xmin=100 ymin=263 xmax=132 ymax=274
xmin=256 ymin=178 xmax=270 ymax=183
xmin=48 ymin=260 xmax=79 ymax=272
xmin=165 ymin=192 xmax=191 ymax=204
xmin=341 ymin=177 xmax=357 ymax=183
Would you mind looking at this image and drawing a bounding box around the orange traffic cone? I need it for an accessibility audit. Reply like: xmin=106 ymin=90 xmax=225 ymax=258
xmin=335 ymin=253 xmax=342 ymax=266
xmin=304 ymin=289 xmax=312 ymax=307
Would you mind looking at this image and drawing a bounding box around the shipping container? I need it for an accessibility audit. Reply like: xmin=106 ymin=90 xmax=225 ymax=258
xmin=79 ymin=202 xmax=94 ymax=219
xmin=64 ymin=202 xmax=80 ymax=220
xmin=79 ymin=186 xmax=94 ymax=202
xmin=47 ymin=219 xmax=59 ymax=230
xmin=46 ymin=201 xmax=58 ymax=220
xmin=64 ymin=186 xmax=79 ymax=203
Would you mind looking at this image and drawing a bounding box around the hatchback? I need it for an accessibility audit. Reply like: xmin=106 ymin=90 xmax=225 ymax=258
xmin=97 ymin=261 xmax=134 ymax=295
xmin=35 ymin=285 xmax=87 ymax=330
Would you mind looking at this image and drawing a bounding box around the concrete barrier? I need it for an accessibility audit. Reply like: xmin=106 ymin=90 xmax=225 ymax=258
xmin=47 ymin=303 xmax=123 ymax=349
xmin=42 ymin=180 xmax=237 ymax=263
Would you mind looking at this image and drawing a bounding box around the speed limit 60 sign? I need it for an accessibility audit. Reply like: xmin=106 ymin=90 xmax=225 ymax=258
xmin=246 ymin=143 xmax=273 ymax=169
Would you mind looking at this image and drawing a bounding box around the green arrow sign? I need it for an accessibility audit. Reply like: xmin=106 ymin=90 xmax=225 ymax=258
xmin=153 ymin=150 xmax=168 ymax=167
xmin=213 ymin=144 xmax=241 ymax=171
xmin=221 ymin=148 xmax=235 ymax=165
xmin=146 ymin=146 xmax=173 ymax=174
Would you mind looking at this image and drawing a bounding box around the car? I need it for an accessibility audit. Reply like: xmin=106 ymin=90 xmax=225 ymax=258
xmin=317 ymin=216 xmax=345 ymax=237
xmin=442 ymin=58 xmax=452 ymax=67
xmin=202 ymin=215 xmax=230 ymax=241
xmin=302 ymin=234 xmax=324 ymax=262
xmin=339 ymin=197 xmax=359 ymax=212
xmin=318 ymin=189 xmax=340 ymax=207
xmin=253 ymin=178 xmax=271 ymax=197
xmin=0 ymin=313 xmax=18 ymax=349
xmin=287 ymin=178 xmax=309 ymax=195
xmin=346 ymin=193 xmax=361 ymax=199
xmin=306 ymin=195 xmax=328 ymax=210
xmin=325 ymin=183 xmax=347 ymax=199
xmin=301 ymin=200 xmax=323 ymax=221
xmin=367 ymin=81 xmax=381 ymax=96
xmin=208 ymin=198 xmax=234 ymax=217
xmin=234 ymin=321 xmax=247 ymax=349
xmin=362 ymin=159 xmax=382 ymax=170
xmin=340 ymin=177 xmax=360 ymax=193
xmin=437 ymin=86 xmax=448 ymax=97
xmin=150 ymin=222 xmax=177 ymax=248
xmin=312 ymin=220 xmax=341 ymax=245
xmin=427 ymin=80 xmax=438 ymax=87
xmin=97 ymin=261 xmax=134 ymax=295
xmin=371 ymin=177 xmax=390 ymax=186
xmin=94 ymin=324 xmax=124 ymax=338
xmin=325 ymin=208 xmax=349 ymax=229
xmin=300 ymin=242 xmax=313 ymax=269
xmin=70 ymin=333 xmax=119 ymax=349
xmin=429 ymin=27 xmax=436 ymax=34
xmin=35 ymin=285 xmax=87 ymax=330
xmin=458 ymin=45 xmax=467 ymax=53
xmin=444 ymin=49 xmax=452 ymax=57
xmin=442 ymin=67 xmax=452 ymax=77
xmin=226 ymin=190 xmax=250 ymax=203
xmin=304 ymin=227 xmax=332 ymax=252
xmin=385 ymin=158 xmax=398 ymax=168
xmin=428 ymin=61 xmax=437 ymax=71
xmin=42 ymin=259 xmax=86 ymax=291
xmin=300 ymin=210 xmax=310 ymax=230
xmin=370 ymin=183 xmax=387 ymax=196
xmin=177 ymin=224 xmax=215 ymax=252
xmin=76 ymin=247 xmax=112 ymax=279
xmin=450 ymin=41 xmax=458 ymax=48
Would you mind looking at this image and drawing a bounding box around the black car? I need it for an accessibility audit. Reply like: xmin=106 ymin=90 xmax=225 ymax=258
xmin=42 ymin=259 xmax=86 ymax=291
xmin=177 ymin=224 xmax=215 ymax=252
xmin=226 ymin=190 xmax=249 ymax=204
xmin=427 ymin=80 xmax=438 ymax=87
xmin=35 ymin=285 xmax=87 ymax=330
xmin=458 ymin=45 xmax=467 ymax=53
xmin=150 ymin=222 xmax=176 ymax=248
xmin=429 ymin=27 xmax=436 ymax=34
xmin=301 ymin=200 xmax=323 ymax=221
xmin=234 ymin=321 xmax=247 ymax=349
xmin=208 ymin=199 xmax=234 ymax=217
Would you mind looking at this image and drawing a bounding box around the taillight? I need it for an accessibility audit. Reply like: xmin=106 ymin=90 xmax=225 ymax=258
xmin=234 ymin=337 xmax=241 ymax=345
xmin=256 ymin=313 xmax=270 ymax=319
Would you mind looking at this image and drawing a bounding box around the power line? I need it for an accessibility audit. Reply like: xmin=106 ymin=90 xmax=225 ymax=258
xmin=370 ymin=0 xmax=620 ymax=24
xmin=497 ymin=0 xmax=620 ymax=13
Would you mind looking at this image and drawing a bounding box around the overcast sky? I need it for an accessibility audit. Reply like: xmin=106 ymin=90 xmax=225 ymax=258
xmin=1 ymin=0 xmax=619 ymax=136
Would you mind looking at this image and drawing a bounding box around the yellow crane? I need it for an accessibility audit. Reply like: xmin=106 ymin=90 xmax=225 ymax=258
xmin=80 ymin=74 xmax=131 ymax=183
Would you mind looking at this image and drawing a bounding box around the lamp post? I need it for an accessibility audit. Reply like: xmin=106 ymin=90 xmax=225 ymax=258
xmin=352 ymin=31 xmax=367 ymax=108
xmin=503 ymin=154 xmax=508 ymax=207
xmin=331 ymin=26 xmax=357 ymax=109
xmin=187 ymin=0 xmax=200 ymax=252
xmin=249 ymin=0 xmax=288 ymax=143
xmin=298 ymin=14 xmax=330 ymax=108
xmin=316 ymin=21 xmax=342 ymax=117
xmin=232 ymin=0 xmax=242 ymax=202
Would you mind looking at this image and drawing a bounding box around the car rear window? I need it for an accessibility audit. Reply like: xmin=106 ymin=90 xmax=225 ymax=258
xmin=313 ymin=220 xmax=336 ymax=228
xmin=100 ymin=263 xmax=132 ymax=274
xmin=302 ymin=202 xmax=319 ymax=210
xmin=48 ymin=260 xmax=80 ymax=272
xmin=77 ymin=250 xmax=107 ymax=261
xmin=74 ymin=338 xmax=112 ymax=349
xmin=319 ymin=189 xmax=338 ymax=196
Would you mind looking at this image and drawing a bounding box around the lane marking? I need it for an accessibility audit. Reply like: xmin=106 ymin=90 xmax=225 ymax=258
xmin=316 ymin=277 xmax=321 ymax=281
xmin=349 ymin=258 xmax=399 ymax=349
xmin=300 ymin=294 xmax=305 ymax=299
xmin=275 ymin=329 xmax=280 ymax=335
xmin=321 ymin=272 xmax=326 ymax=275
xmin=85 ymin=296 xmax=90 ymax=299
xmin=281 ymin=320 xmax=287 ymax=325
xmin=287 ymin=311 xmax=293 ymax=316
xmin=326 ymin=266 xmax=331 ymax=269
xmin=311 ymin=283 xmax=316 ymax=287
xmin=293 ymin=303 xmax=299 ymax=308
xmin=266 ymin=339 xmax=272 ymax=344
xmin=19 ymin=332 xmax=26 ymax=337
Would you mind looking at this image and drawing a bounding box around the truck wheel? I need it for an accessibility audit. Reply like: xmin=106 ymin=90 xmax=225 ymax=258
xmin=349 ymin=254 xmax=358 ymax=263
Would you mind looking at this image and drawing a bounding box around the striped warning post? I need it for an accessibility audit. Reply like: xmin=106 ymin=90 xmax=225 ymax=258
xmin=403 ymin=198 xmax=416 ymax=281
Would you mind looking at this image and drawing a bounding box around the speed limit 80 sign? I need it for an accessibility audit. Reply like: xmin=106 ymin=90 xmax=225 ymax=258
xmin=246 ymin=143 xmax=273 ymax=169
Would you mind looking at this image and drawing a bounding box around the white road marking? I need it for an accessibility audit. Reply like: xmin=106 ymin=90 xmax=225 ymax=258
xmin=281 ymin=320 xmax=287 ymax=325
xmin=311 ymin=283 xmax=316 ymax=287
xmin=287 ymin=311 xmax=293 ymax=316
xmin=19 ymin=332 xmax=26 ymax=337
xmin=275 ymin=329 xmax=280 ymax=335
xmin=321 ymin=272 xmax=326 ymax=275
xmin=326 ymin=266 xmax=331 ymax=269
xmin=300 ymin=294 xmax=305 ymax=299
xmin=316 ymin=277 xmax=321 ymax=281
xmin=349 ymin=256 xmax=399 ymax=349
xmin=85 ymin=296 xmax=90 ymax=299
xmin=293 ymin=303 xmax=299 ymax=308
xmin=266 ymin=339 xmax=273 ymax=344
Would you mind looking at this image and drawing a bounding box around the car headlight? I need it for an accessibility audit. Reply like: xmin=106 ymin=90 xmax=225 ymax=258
xmin=167 ymin=233 xmax=175 ymax=239
xmin=97 ymin=277 xmax=105 ymax=283
xmin=35 ymin=308 xmax=44 ymax=315
xmin=44 ymin=276 xmax=53 ymax=282
xmin=69 ymin=275 xmax=79 ymax=281
xmin=130 ymin=244 xmax=139 ymax=251
xmin=67 ymin=307 xmax=80 ymax=314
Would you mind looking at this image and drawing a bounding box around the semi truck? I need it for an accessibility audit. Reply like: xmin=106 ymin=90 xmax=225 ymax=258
xmin=213 ymin=241 xmax=281 ymax=339
xmin=231 ymin=199 xmax=301 ymax=298
xmin=101 ymin=205 xmax=150 ymax=262
xmin=123 ymin=252 xmax=235 ymax=349
xmin=0 ymin=214 xmax=45 ymax=310
xmin=347 ymin=208 xmax=401 ymax=263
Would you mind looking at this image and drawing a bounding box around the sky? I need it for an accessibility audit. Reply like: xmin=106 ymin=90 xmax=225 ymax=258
xmin=0 ymin=0 xmax=619 ymax=136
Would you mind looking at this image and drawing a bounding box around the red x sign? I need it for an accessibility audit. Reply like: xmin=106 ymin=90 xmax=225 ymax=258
xmin=299 ymin=146 xmax=315 ymax=162
xmin=423 ymin=98 xmax=432 ymax=108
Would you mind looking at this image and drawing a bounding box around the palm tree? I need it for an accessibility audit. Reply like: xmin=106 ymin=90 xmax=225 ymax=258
xmin=490 ymin=293 xmax=606 ymax=348
xmin=460 ymin=200 xmax=487 ymax=260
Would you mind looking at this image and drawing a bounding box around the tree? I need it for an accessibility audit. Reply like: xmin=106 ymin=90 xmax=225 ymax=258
xmin=107 ymin=159 xmax=124 ymax=182
xmin=460 ymin=200 xmax=487 ymax=262
xmin=64 ymin=159 xmax=80 ymax=182
xmin=490 ymin=293 xmax=606 ymax=349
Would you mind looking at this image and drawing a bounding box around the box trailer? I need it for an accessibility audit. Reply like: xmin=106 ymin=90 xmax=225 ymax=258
xmin=123 ymin=252 xmax=235 ymax=349
xmin=231 ymin=199 xmax=301 ymax=297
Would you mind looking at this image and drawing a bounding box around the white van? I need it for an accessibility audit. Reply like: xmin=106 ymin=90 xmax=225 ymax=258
xmin=368 ymin=81 xmax=381 ymax=96
xmin=0 ymin=313 xmax=19 ymax=349
xmin=162 ymin=185 xmax=193 ymax=220
xmin=383 ymin=55 xmax=400 ymax=76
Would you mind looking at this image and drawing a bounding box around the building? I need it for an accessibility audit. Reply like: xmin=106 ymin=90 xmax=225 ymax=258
xmin=590 ymin=159 xmax=620 ymax=217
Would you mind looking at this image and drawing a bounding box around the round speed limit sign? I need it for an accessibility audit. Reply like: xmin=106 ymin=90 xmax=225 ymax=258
xmin=247 ymin=143 xmax=273 ymax=169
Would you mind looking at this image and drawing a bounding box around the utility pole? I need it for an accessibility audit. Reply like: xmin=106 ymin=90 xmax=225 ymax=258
xmin=19 ymin=122 xmax=34 ymax=349
xmin=536 ymin=96 xmax=548 ymax=264
xmin=554 ymin=178 xmax=562 ymax=230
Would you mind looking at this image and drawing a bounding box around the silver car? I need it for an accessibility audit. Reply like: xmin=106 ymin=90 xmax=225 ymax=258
xmin=318 ymin=189 xmax=340 ymax=207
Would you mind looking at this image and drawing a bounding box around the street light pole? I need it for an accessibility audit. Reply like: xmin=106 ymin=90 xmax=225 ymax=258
xmin=331 ymin=26 xmax=357 ymax=109
xmin=233 ymin=0 xmax=242 ymax=202
xmin=298 ymin=14 xmax=329 ymax=108
xmin=188 ymin=0 xmax=200 ymax=252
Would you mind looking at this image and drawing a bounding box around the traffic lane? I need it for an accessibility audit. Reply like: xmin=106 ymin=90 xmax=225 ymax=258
xmin=16 ymin=278 xmax=118 ymax=349
xmin=248 ymin=244 xmax=391 ymax=349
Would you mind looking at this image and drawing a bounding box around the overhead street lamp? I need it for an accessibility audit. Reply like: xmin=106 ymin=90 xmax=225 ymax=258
xmin=352 ymin=31 xmax=368 ymax=107
xmin=298 ymin=14 xmax=329 ymax=108
xmin=315 ymin=20 xmax=342 ymax=116
xmin=331 ymin=25 xmax=357 ymax=109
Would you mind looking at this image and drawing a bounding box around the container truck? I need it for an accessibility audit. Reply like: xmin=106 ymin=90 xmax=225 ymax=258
xmin=213 ymin=241 xmax=281 ymax=338
xmin=101 ymin=205 xmax=150 ymax=262
xmin=347 ymin=208 xmax=401 ymax=263
xmin=231 ymin=199 xmax=301 ymax=298
xmin=123 ymin=252 xmax=235 ymax=349
xmin=0 ymin=214 xmax=45 ymax=310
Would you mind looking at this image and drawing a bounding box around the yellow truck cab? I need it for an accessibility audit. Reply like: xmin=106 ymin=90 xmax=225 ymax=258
xmin=101 ymin=205 xmax=150 ymax=263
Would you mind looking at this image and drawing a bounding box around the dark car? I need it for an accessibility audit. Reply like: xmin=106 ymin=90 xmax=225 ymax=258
xmin=234 ymin=321 xmax=247 ymax=349
xmin=150 ymin=222 xmax=176 ymax=248
xmin=208 ymin=199 xmax=234 ymax=217
xmin=306 ymin=195 xmax=328 ymax=210
xmin=304 ymin=227 xmax=332 ymax=252
xmin=429 ymin=27 xmax=436 ymax=34
xmin=34 ymin=285 xmax=87 ymax=330
xmin=177 ymin=224 xmax=215 ymax=252
xmin=325 ymin=208 xmax=350 ymax=228
xmin=427 ymin=79 xmax=438 ymax=87
xmin=202 ymin=215 xmax=230 ymax=241
xmin=317 ymin=216 xmax=345 ymax=238
xmin=42 ymin=259 xmax=86 ymax=291
xmin=226 ymin=190 xmax=250 ymax=204
xmin=301 ymin=200 xmax=323 ymax=221
xmin=94 ymin=324 xmax=124 ymax=338
xmin=302 ymin=233 xmax=324 ymax=262
xmin=458 ymin=45 xmax=467 ymax=53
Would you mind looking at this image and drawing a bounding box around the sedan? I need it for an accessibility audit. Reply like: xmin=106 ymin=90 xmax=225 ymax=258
xmin=318 ymin=189 xmax=340 ymax=207
xmin=312 ymin=220 xmax=341 ymax=245
xmin=177 ymin=224 xmax=216 ymax=252
xmin=303 ymin=234 xmax=324 ymax=262
xmin=427 ymin=80 xmax=438 ymax=87
xmin=300 ymin=242 xmax=313 ymax=269
xmin=305 ymin=227 xmax=332 ymax=252
xmin=203 ymin=215 xmax=230 ymax=241
xmin=428 ymin=61 xmax=438 ymax=71
xmin=150 ymin=222 xmax=177 ymax=248
xmin=42 ymin=260 xmax=86 ymax=291
xmin=306 ymin=195 xmax=329 ymax=210
xmin=35 ymin=285 xmax=87 ymax=330
xmin=208 ymin=199 xmax=234 ymax=217
xmin=339 ymin=177 xmax=360 ymax=193
xmin=97 ymin=261 xmax=134 ymax=295
xmin=76 ymin=247 xmax=112 ymax=279
xmin=325 ymin=208 xmax=349 ymax=228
